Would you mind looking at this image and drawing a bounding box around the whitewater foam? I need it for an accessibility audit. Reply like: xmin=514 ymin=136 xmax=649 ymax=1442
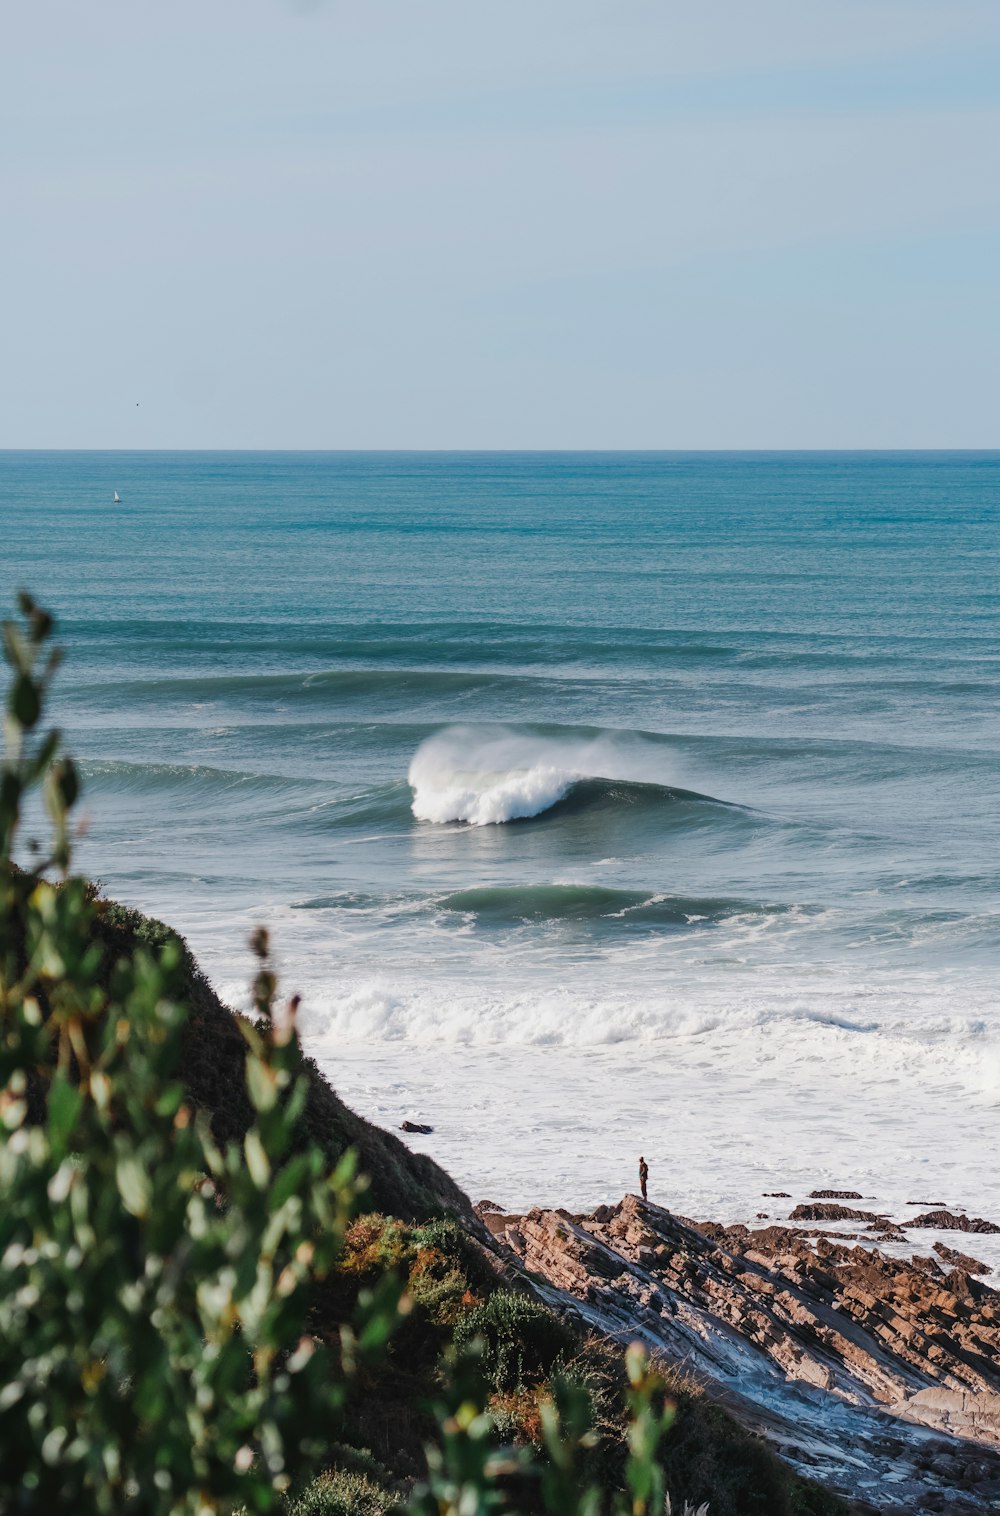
xmin=281 ymin=967 xmax=1000 ymax=1259
xmin=412 ymin=759 xmax=576 ymax=826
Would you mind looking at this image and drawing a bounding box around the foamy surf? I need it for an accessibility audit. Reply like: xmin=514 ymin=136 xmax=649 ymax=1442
xmin=410 ymin=758 xmax=576 ymax=825
xmin=285 ymin=969 xmax=1000 ymax=1269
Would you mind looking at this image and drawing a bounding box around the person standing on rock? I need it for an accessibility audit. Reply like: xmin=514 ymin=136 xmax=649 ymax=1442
xmin=639 ymin=1155 xmax=649 ymax=1201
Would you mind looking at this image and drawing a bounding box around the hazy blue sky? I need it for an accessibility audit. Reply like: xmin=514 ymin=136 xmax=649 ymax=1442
xmin=4 ymin=1 xmax=999 ymax=447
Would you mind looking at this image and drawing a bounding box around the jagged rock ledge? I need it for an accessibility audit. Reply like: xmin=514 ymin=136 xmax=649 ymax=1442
xmin=477 ymin=1194 xmax=1000 ymax=1515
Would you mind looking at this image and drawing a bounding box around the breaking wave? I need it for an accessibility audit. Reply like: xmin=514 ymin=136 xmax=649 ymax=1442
xmin=408 ymin=725 xmax=728 ymax=826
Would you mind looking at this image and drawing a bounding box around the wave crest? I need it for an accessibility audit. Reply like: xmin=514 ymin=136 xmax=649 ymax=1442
xmin=408 ymin=724 xmax=721 ymax=825
xmin=412 ymin=760 xmax=575 ymax=826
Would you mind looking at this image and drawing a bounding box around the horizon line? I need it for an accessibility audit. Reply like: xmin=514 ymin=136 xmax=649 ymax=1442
xmin=3 ymin=446 xmax=999 ymax=456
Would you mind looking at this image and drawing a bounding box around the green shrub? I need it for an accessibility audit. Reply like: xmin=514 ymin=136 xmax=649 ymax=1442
xmin=409 ymin=1217 xmax=464 ymax=1253
xmin=452 ymin=1290 xmax=575 ymax=1395
xmin=286 ymin=1467 xmax=393 ymax=1516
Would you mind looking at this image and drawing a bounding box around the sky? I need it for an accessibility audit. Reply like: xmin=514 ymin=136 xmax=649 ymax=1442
xmin=3 ymin=0 xmax=1000 ymax=449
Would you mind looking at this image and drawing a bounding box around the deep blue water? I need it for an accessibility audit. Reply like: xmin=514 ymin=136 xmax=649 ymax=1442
xmin=2 ymin=450 xmax=998 ymax=1036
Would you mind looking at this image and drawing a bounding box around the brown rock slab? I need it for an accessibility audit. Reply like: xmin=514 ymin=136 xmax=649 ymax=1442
xmin=910 ymin=1210 xmax=1000 ymax=1235
xmin=933 ymin=1241 xmax=993 ymax=1275
xmin=790 ymin=1202 xmax=888 ymax=1224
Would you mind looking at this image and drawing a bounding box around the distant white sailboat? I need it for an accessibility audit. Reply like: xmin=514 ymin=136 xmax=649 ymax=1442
xmin=113 ymin=491 xmax=121 ymax=503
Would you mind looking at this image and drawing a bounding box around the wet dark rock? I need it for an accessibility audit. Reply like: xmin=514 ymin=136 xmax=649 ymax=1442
xmin=809 ymin=1189 xmax=864 ymax=1200
xmin=909 ymin=1210 xmax=1000 ymax=1234
xmin=790 ymin=1201 xmax=887 ymax=1224
xmin=933 ymin=1241 xmax=993 ymax=1275
xmin=762 ymin=1191 xmax=791 ymax=1197
xmin=400 ymin=1120 xmax=434 ymax=1134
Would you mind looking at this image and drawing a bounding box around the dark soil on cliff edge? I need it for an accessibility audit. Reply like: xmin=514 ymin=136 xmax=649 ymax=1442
xmin=74 ymin=895 xmax=849 ymax=1516
xmin=92 ymin=899 xmax=470 ymax=1223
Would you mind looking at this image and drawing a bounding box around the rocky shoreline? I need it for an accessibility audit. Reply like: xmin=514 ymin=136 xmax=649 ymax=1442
xmin=476 ymin=1193 xmax=1000 ymax=1515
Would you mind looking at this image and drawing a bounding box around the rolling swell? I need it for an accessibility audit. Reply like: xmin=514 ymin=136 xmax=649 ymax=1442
xmin=287 ymin=883 xmax=797 ymax=938
xmin=79 ymin=758 xmax=305 ymax=800
xmin=59 ymin=615 xmax=740 ymax=668
xmin=71 ymin=667 xmax=568 ymax=713
xmin=438 ymin=884 xmax=786 ymax=929
xmin=78 ymin=760 xmax=417 ymax=836
xmin=545 ymin=775 xmax=729 ymax=818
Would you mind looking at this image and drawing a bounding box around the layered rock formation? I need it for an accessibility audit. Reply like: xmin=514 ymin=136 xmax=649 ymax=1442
xmin=480 ymin=1195 xmax=1000 ymax=1514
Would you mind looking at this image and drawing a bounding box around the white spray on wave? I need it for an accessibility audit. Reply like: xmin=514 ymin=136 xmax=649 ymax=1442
xmin=407 ymin=724 xmax=675 ymax=826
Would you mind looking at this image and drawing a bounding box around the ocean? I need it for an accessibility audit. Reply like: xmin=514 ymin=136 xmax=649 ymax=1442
xmin=3 ymin=450 xmax=999 ymax=1233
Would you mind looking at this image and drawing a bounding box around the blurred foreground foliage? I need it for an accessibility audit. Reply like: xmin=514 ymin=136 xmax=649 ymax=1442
xmin=0 ymin=594 xmax=399 ymax=1512
xmin=0 ymin=593 xmax=839 ymax=1516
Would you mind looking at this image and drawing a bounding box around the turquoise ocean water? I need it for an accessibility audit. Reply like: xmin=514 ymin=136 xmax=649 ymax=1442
xmin=3 ymin=451 xmax=998 ymax=1214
